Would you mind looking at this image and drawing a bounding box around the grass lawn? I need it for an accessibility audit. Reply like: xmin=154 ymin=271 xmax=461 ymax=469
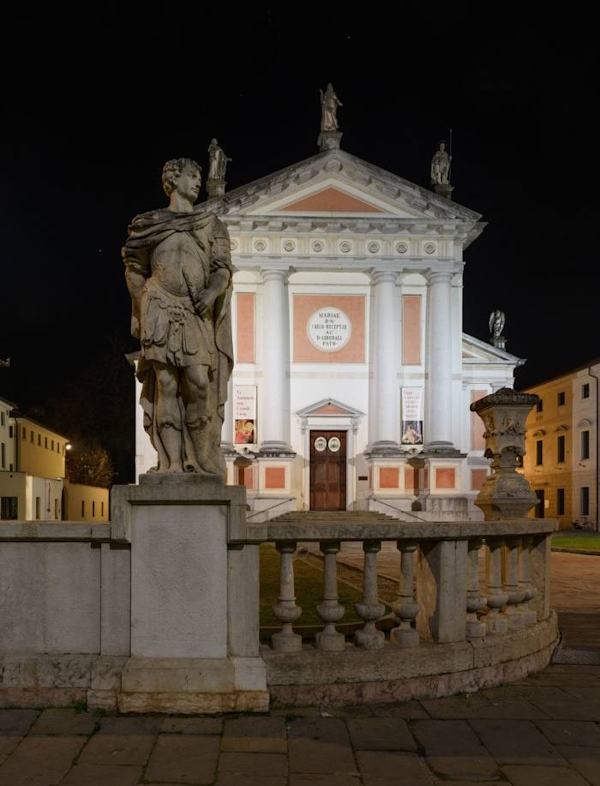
xmin=259 ymin=543 xmax=367 ymax=629
xmin=552 ymin=533 xmax=600 ymax=552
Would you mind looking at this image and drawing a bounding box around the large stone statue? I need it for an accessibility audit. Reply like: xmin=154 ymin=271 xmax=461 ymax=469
xmin=320 ymin=83 xmax=343 ymax=132
xmin=207 ymin=138 xmax=232 ymax=181
xmin=430 ymin=141 xmax=452 ymax=185
xmin=122 ymin=157 xmax=234 ymax=477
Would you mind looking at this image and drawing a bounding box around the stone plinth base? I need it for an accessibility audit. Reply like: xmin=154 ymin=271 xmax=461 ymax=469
xmin=119 ymin=657 xmax=269 ymax=714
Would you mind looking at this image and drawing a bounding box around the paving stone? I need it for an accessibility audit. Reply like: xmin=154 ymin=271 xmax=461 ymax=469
xmin=422 ymin=695 xmax=548 ymax=719
xmin=289 ymin=775 xmax=361 ymax=785
xmin=160 ymin=716 xmax=223 ymax=734
xmin=29 ymin=708 xmax=98 ymax=735
xmin=0 ymin=738 xmax=20 ymax=764
xmin=143 ymin=734 xmax=219 ymax=784
xmin=501 ymin=763 xmax=591 ymax=785
xmin=356 ymin=750 xmax=435 ymax=784
xmin=222 ymin=715 xmax=287 ymax=752
xmin=556 ymin=744 xmax=600 ymax=784
xmin=288 ymin=717 xmax=357 ymax=774
xmin=536 ymin=719 xmax=600 ymax=746
xmin=77 ymin=733 xmax=156 ymax=766
xmin=371 ymin=702 xmax=431 ymax=719
xmin=412 ymin=719 xmax=499 ymax=780
xmin=480 ymin=684 xmax=571 ymax=702
xmin=59 ymin=762 xmax=143 ymax=786
xmin=469 ymin=719 xmax=567 ymax=765
xmin=218 ymin=751 xmax=288 ymax=777
xmin=347 ymin=717 xmax=417 ymax=751
xmin=218 ymin=776 xmax=287 ymax=786
xmin=0 ymin=736 xmax=85 ymax=786
xmin=95 ymin=716 xmax=164 ymax=735
xmin=0 ymin=709 xmax=39 ymax=736
xmin=531 ymin=700 xmax=600 ymax=721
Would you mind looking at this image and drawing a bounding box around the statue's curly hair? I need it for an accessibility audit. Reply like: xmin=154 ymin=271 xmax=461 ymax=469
xmin=162 ymin=158 xmax=202 ymax=196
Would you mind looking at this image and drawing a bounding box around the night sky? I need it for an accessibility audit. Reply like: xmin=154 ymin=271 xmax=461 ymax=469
xmin=1 ymin=9 xmax=596 ymax=412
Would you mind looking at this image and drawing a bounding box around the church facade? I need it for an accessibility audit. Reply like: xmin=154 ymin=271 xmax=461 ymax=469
xmin=134 ymin=132 xmax=522 ymax=522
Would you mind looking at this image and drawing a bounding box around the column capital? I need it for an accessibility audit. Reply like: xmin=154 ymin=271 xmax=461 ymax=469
xmin=260 ymin=267 xmax=291 ymax=284
xmin=369 ymin=269 xmax=397 ymax=285
xmin=425 ymin=269 xmax=454 ymax=285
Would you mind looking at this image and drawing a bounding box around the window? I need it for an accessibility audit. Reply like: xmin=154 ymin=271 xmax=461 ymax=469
xmin=54 ymin=499 xmax=58 ymax=519
xmin=557 ymin=435 xmax=565 ymax=463
xmin=1 ymin=497 xmax=18 ymax=520
xmin=44 ymin=437 xmax=48 ymax=448
xmin=0 ymin=412 xmax=4 ymax=426
xmin=581 ymin=487 xmax=590 ymax=517
xmin=557 ymin=488 xmax=565 ymax=516
xmin=582 ymin=383 xmax=590 ymax=399
xmin=22 ymin=427 xmax=26 ymax=439
xmin=558 ymin=391 xmax=566 ymax=406
xmin=536 ymin=440 xmax=543 ymax=466
xmin=582 ymin=430 xmax=590 ymax=461
xmin=35 ymin=497 xmax=41 ymax=519
xmin=1 ymin=442 xmax=4 ymax=468
xmin=9 ymin=425 xmax=13 ymax=438
xmin=81 ymin=500 xmax=85 ymax=518
xmin=51 ymin=439 xmax=54 ymax=451
xmin=92 ymin=501 xmax=96 ymax=518
xmin=536 ymin=399 xmax=543 ymax=412
xmin=30 ymin=430 xmax=34 ymax=443
xmin=101 ymin=501 xmax=105 ymax=517
xmin=38 ymin=434 xmax=41 ymax=446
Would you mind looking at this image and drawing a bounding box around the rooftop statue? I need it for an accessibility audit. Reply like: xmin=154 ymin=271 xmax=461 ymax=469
xmin=430 ymin=141 xmax=452 ymax=186
xmin=122 ymin=157 xmax=234 ymax=477
xmin=320 ymin=83 xmax=343 ymax=132
xmin=207 ymin=138 xmax=232 ymax=181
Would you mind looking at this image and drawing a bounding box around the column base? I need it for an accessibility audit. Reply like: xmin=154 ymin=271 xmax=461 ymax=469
xmin=364 ymin=441 xmax=403 ymax=457
xmin=257 ymin=441 xmax=296 ymax=457
xmin=422 ymin=441 xmax=463 ymax=457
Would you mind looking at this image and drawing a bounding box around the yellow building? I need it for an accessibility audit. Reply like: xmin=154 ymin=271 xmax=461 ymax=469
xmin=0 ymin=397 xmax=109 ymax=522
xmin=521 ymin=360 xmax=599 ymax=530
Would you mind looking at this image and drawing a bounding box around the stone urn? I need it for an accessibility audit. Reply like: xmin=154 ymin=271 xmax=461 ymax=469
xmin=470 ymin=387 xmax=539 ymax=520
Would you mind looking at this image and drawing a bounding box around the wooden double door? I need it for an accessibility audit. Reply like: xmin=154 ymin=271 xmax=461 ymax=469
xmin=309 ymin=430 xmax=346 ymax=510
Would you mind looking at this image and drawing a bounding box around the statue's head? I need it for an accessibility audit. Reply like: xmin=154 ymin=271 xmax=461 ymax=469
xmin=162 ymin=158 xmax=202 ymax=197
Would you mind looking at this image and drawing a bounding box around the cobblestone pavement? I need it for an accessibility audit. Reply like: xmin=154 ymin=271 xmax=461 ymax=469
xmin=0 ymin=552 xmax=598 ymax=785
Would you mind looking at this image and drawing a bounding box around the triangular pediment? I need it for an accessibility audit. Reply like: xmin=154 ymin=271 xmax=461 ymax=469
xmin=297 ymin=398 xmax=365 ymax=418
xmin=281 ymin=186 xmax=384 ymax=214
xmin=217 ymin=149 xmax=482 ymax=226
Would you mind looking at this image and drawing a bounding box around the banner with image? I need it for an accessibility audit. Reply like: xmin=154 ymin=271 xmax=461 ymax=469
xmin=234 ymin=385 xmax=257 ymax=445
xmin=401 ymin=387 xmax=424 ymax=445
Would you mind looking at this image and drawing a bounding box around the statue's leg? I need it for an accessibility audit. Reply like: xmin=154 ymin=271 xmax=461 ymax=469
xmin=182 ymin=364 xmax=221 ymax=475
xmin=155 ymin=365 xmax=184 ymax=473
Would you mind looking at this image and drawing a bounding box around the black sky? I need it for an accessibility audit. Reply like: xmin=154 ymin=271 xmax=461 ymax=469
xmin=1 ymin=9 xmax=597 ymax=411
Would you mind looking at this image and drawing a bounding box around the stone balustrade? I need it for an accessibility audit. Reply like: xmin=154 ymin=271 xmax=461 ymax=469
xmin=239 ymin=516 xmax=558 ymax=706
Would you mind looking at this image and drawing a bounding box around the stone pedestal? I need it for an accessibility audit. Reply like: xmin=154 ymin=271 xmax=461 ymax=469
xmin=111 ymin=476 xmax=269 ymax=713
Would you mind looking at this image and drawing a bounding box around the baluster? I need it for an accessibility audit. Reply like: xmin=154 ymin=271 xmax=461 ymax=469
xmin=518 ymin=536 xmax=538 ymax=625
xmin=391 ymin=541 xmax=419 ymax=647
xmin=466 ymin=539 xmax=487 ymax=639
xmin=504 ymin=538 xmax=527 ymax=630
xmin=315 ymin=540 xmax=346 ymax=651
xmin=485 ymin=538 xmax=509 ymax=634
xmin=354 ymin=539 xmax=385 ymax=650
xmin=272 ymin=542 xmax=303 ymax=652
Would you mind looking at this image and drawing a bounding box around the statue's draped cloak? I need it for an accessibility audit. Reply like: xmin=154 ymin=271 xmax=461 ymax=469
xmin=122 ymin=208 xmax=234 ymax=472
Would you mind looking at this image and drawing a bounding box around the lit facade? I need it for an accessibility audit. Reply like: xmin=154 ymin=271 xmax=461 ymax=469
xmin=522 ymin=360 xmax=600 ymax=530
xmin=134 ymin=147 xmax=524 ymax=521
xmin=0 ymin=398 xmax=109 ymax=522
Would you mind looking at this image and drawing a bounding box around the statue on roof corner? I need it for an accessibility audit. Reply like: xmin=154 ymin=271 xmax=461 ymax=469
xmin=207 ymin=138 xmax=232 ymax=181
xmin=430 ymin=141 xmax=452 ymax=186
xmin=489 ymin=309 xmax=507 ymax=349
xmin=320 ymin=83 xmax=343 ymax=132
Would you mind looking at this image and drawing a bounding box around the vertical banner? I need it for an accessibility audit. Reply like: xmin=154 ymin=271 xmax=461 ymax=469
xmin=401 ymin=387 xmax=424 ymax=445
xmin=234 ymin=385 xmax=257 ymax=445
